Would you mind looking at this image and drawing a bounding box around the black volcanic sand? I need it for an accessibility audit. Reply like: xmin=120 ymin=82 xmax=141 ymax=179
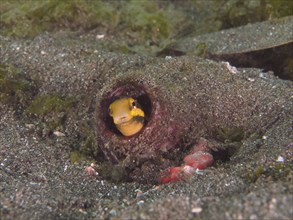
xmin=0 ymin=32 xmax=292 ymax=220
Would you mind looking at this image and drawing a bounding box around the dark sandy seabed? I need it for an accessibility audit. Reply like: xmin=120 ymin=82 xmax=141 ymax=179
xmin=0 ymin=14 xmax=293 ymax=220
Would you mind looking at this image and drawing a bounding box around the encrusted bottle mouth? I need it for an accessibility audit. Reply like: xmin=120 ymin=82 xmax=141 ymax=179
xmin=98 ymin=81 xmax=153 ymax=137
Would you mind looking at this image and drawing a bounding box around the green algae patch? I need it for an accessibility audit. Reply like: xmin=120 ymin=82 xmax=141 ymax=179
xmin=97 ymin=163 xmax=127 ymax=183
xmin=216 ymin=127 xmax=245 ymax=143
xmin=73 ymin=133 xmax=100 ymax=163
xmin=0 ymin=0 xmax=117 ymax=37
xmin=70 ymin=151 xmax=84 ymax=164
xmin=0 ymin=63 xmax=37 ymax=108
xmin=246 ymin=166 xmax=266 ymax=183
xmin=2 ymin=1 xmax=292 ymax=56
xmin=246 ymin=163 xmax=293 ymax=183
xmin=26 ymin=95 xmax=74 ymax=116
xmin=219 ymin=0 xmax=293 ymax=29
xmin=118 ymin=1 xmax=188 ymax=55
xmin=26 ymin=94 xmax=75 ymax=131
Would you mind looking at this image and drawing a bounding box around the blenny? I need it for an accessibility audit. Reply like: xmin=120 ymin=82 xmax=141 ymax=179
xmin=109 ymin=97 xmax=145 ymax=137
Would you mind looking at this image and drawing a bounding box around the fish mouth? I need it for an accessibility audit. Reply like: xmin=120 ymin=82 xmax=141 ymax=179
xmin=115 ymin=117 xmax=132 ymax=125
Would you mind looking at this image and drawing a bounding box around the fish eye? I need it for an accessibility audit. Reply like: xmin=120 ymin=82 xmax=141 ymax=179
xmin=131 ymin=100 xmax=137 ymax=109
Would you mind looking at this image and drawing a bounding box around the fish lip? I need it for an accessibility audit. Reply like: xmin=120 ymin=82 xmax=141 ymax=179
xmin=114 ymin=115 xmax=131 ymax=124
xmin=116 ymin=118 xmax=132 ymax=125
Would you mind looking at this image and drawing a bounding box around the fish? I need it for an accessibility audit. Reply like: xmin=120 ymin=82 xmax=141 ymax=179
xmin=109 ymin=97 xmax=145 ymax=136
